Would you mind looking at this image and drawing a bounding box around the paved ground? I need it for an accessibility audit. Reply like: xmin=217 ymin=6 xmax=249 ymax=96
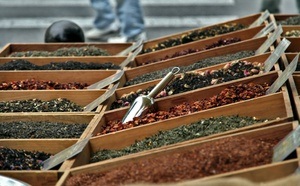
xmin=0 ymin=0 xmax=298 ymax=48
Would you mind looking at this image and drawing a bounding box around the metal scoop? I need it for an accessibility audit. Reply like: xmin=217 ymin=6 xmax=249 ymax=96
xmin=122 ymin=67 xmax=180 ymax=124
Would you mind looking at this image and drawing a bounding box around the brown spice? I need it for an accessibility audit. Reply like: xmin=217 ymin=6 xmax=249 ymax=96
xmin=99 ymin=82 xmax=269 ymax=135
xmin=66 ymin=137 xmax=278 ymax=186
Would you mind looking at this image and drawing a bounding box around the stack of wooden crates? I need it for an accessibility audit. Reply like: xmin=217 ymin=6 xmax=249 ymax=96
xmin=0 ymin=12 xmax=299 ymax=186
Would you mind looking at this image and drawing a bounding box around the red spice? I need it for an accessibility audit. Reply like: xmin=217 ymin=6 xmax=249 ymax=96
xmin=99 ymin=82 xmax=269 ymax=135
xmin=0 ymin=78 xmax=88 ymax=90
xmin=66 ymin=137 xmax=278 ymax=186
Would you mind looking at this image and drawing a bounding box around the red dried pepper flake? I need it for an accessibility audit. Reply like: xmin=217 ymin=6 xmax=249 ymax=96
xmin=99 ymin=82 xmax=269 ymax=135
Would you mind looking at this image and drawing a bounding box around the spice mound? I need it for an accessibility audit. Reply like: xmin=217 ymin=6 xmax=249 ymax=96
xmin=142 ymin=23 xmax=246 ymax=53
xmin=284 ymin=30 xmax=300 ymax=37
xmin=0 ymin=78 xmax=89 ymax=90
xmin=278 ymin=15 xmax=300 ymax=25
xmin=8 ymin=46 xmax=110 ymax=57
xmin=124 ymin=50 xmax=255 ymax=86
xmin=0 ymin=98 xmax=84 ymax=113
xmin=101 ymin=82 xmax=269 ymax=135
xmin=0 ymin=147 xmax=51 ymax=170
xmin=91 ymin=115 xmax=267 ymax=163
xmin=66 ymin=137 xmax=278 ymax=186
xmin=0 ymin=121 xmax=87 ymax=139
xmin=111 ymin=60 xmax=264 ymax=110
xmin=0 ymin=59 xmax=120 ymax=70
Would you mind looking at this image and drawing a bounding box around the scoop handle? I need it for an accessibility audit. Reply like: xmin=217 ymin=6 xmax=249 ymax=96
xmin=148 ymin=67 xmax=180 ymax=98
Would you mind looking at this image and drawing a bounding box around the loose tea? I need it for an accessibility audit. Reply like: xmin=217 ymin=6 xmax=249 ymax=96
xmin=284 ymin=30 xmax=300 ymax=37
xmin=0 ymin=121 xmax=87 ymax=139
xmin=102 ymin=82 xmax=269 ymax=135
xmin=0 ymin=98 xmax=84 ymax=113
xmin=142 ymin=37 xmax=241 ymax=65
xmin=67 ymin=137 xmax=278 ymax=185
xmin=0 ymin=59 xmax=120 ymax=70
xmin=278 ymin=15 xmax=300 ymax=25
xmin=91 ymin=115 xmax=267 ymax=163
xmin=8 ymin=46 xmax=110 ymax=57
xmin=125 ymin=50 xmax=255 ymax=86
xmin=111 ymin=60 xmax=264 ymax=110
xmin=0 ymin=147 xmax=51 ymax=170
xmin=0 ymin=78 xmax=89 ymax=90
xmin=142 ymin=23 xmax=246 ymax=53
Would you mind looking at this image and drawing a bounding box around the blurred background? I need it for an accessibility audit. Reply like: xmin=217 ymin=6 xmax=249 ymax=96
xmin=0 ymin=0 xmax=298 ymax=48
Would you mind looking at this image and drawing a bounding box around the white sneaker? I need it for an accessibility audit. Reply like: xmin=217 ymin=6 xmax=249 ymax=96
xmin=86 ymin=22 xmax=119 ymax=40
xmin=108 ymin=32 xmax=147 ymax=43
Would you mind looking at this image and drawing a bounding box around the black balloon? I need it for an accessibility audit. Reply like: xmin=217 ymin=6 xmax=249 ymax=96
xmin=44 ymin=20 xmax=85 ymax=43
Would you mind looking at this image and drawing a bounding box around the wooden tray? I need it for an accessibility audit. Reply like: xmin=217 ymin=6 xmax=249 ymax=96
xmin=142 ymin=13 xmax=263 ymax=53
xmin=0 ymin=89 xmax=106 ymax=115
xmin=124 ymin=36 xmax=270 ymax=87
xmin=270 ymin=14 xmax=300 ymax=24
xmin=0 ymin=114 xmax=96 ymax=140
xmin=135 ymin=25 xmax=265 ymax=66
xmin=105 ymin=52 xmax=277 ymax=112
xmin=0 ymin=56 xmax=127 ymax=68
xmin=0 ymin=139 xmax=77 ymax=186
xmin=0 ymin=70 xmax=118 ymax=89
xmin=57 ymin=122 xmax=298 ymax=185
xmin=0 ymin=43 xmax=132 ymax=57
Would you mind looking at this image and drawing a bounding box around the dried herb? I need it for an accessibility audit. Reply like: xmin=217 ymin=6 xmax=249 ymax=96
xmin=91 ymin=115 xmax=267 ymax=163
xmin=0 ymin=121 xmax=87 ymax=139
xmin=0 ymin=78 xmax=89 ymax=90
xmin=0 ymin=59 xmax=120 ymax=70
xmin=68 ymin=137 xmax=278 ymax=185
xmin=103 ymin=82 xmax=269 ymax=135
xmin=284 ymin=30 xmax=300 ymax=37
xmin=142 ymin=23 xmax=246 ymax=53
xmin=278 ymin=15 xmax=300 ymax=25
xmin=9 ymin=46 xmax=110 ymax=57
xmin=111 ymin=60 xmax=263 ymax=109
xmin=125 ymin=50 xmax=255 ymax=86
xmin=142 ymin=37 xmax=241 ymax=65
xmin=0 ymin=147 xmax=51 ymax=170
xmin=0 ymin=98 xmax=84 ymax=113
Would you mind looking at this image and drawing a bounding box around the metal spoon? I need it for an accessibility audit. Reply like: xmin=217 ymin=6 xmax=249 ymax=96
xmin=122 ymin=67 xmax=180 ymax=124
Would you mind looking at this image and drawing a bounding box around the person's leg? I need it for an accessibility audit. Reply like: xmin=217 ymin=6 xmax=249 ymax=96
xmin=296 ymin=0 xmax=300 ymax=13
xmin=109 ymin=0 xmax=146 ymax=42
xmin=260 ymin=0 xmax=281 ymax=13
xmin=86 ymin=0 xmax=118 ymax=39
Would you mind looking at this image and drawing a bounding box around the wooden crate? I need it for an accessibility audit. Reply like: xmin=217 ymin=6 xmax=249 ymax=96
xmin=0 ymin=89 xmax=106 ymax=115
xmin=135 ymin=25 xmax=265 ymax=66
xmin=142 ymin=13 xmax=263 ymax=52
xmin=0 ymin=56 xmax=127 ymax=68
xmin=123 ymin=37 xmax=270 ymax=86
xmin=0 ymin=70 xmax=118 ymax=89
xmin=104 ymin=52 xmax=277 ymax=112
xmin=0 ymin=43 xmax=132 ymax=57
xmin=0 ymin=139 xmax=77 ymax=186
xmin=57 ymin=122 xmax=298 ymax=186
